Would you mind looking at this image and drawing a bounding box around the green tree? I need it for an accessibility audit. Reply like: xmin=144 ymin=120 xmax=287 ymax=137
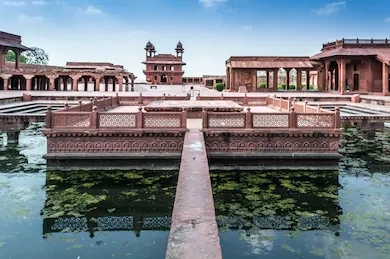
xmin=6 ymin=50 xmax=28 ymax=63
xmin=5 ymin=47 xmax=49 ymax=65
xmin=23 ymin=47 xmax=49 ymax=65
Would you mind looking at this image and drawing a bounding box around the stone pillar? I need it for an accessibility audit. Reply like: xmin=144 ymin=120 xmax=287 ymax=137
xmin=338 ymin=60 xmax=346 ymax=94
xmin=15 ymin=52 xmax=20 ymax=69
xmin=6 ymin=131 xmax=20 ymax=144
xmin=2 ymin=75 xmax=10 ymax=91
xmin=266 ymin=71 xmax=270 ymax=88
xmin=25 ymin=75 xmax=34 ymax=91
xmin=324 ymin=61 xmax=330 ymax=91
xmin=94 ymin=77 xmax=100 ymax=92
xmin=296 ymin=69 xmax=302 ymax=91
xmin=48 ymin=76 xmax=55 ymax=91
xmin=306 ymin=71 xmax=310 ymax=89
xmin=285 ymin=69 xmax=290 ymax=90
xmin=117 ymin=76 xmax=123 ymax=92
xmin=383 ymin=62 xmax=389 ymax=95
xmin=71 ymin=76 xmax=78 ymax=91
xmin=0 ymin=47 xmax=6 ymax=69
xmin=273 ymin=69 xmax=278 ymax=89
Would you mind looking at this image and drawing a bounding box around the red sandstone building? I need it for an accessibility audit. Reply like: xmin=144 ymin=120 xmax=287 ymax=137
xmin=142 ymin=41 xmax=185 ymax=85
xmin=0 ymin=31 xmax=136 ymax=91
xmin=226 ymin=39 xmax=390 ymax=95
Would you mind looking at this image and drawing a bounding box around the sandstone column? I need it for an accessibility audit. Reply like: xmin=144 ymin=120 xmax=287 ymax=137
xmin=71 ymin=76 xmax=79 ymax=91
xmin=25 ymin=75 xmax=34 ymax=91
xmin=383 ymin=62 xmax=389 ymax=95
xmin=117 ymin=76 xmax=123 ymax=92
xmin=48 ymin=76 xmax=56 ymax=91
xmin=285 ymin=69 xmax=290 ymax=90
xmin=338 ymin=60 xmax=346 ymax=94
xmin=15 ymin=52 xmax=20 ymax=69
xmin=266 ymin=71 xmax=270 ymax=88
xmin=306 ymin=71 xmax=310 ymax=89
xmin=2 ymin=75 xmax=10 ymax=90
xmin=94 ymin=76 xmax=101 ymax=92
xmin=273 ymin=69 xmax=278 ymax=89
xmin=296 ymin=69 xmax=302 ymax=91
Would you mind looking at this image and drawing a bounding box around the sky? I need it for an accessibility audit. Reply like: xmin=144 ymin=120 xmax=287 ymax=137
xmin=1 ymin=0 xmax=389 ymax=81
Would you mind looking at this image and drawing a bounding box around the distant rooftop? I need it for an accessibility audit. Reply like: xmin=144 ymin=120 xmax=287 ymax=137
xmin=322 ymin=38 xmax=390 ymax=51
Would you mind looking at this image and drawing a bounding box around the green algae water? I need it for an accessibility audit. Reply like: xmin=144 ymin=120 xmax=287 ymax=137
xmin=0 ymin=123 xmax=177 ymax=259
xmin=213 ymin=127 xmax=390 ymax=259
xmin=2 ymin=123 xmax=390 ymax=259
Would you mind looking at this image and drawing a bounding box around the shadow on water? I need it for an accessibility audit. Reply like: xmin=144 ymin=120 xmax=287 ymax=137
xmin=212 ymin=126 xmax=390 ymax=259
xmin=0 ymin=123 xmax=178 ymax=259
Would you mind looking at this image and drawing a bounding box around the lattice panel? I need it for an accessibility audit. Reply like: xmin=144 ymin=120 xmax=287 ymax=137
xmin=297 ymin=114 xmax=334 ymax=128
xmin=51 ymin=217 xmax=88 ymax=231
xmin=120 ymin=100 xmax=139 ymax=105
xmin=252 ymin=114 xmax=289 ymax=128
xmin=53 ymin=114 xmax=90 ymax=127
xmin=142 ymin=216 xmax=171 ymax=230
xmin=208 ymin=114 xmax=245 ymax=128
xmin=99 ymin=114 xmax=136 ymax=127
xmin=143 ymin=114 xmax=181 ymax=128
xmin=96 ymin=216 xmax=134 ymax=230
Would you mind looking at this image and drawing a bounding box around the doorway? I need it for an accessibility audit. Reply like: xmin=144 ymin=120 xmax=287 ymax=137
xmin=161 ymin=74 xmax=167 ymax=83
xmin=353 ymin=74 xmax=359 ymax=91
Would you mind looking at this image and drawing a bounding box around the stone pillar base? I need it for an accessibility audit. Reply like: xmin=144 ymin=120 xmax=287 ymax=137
xmin=6 ymin=131 xmax=20 ymax=145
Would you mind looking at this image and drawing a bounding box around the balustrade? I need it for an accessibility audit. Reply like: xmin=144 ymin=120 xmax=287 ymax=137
xmin=46 ymin=106 xmax=188 ymax=129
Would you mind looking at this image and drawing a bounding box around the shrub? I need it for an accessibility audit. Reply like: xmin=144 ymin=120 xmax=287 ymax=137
xmin=214 ymin=83 xmax=225 ymax=92
xmin=302 ymin=84 xmax=315 ymax=90
xmin=288 ymin=85 xmax=296 ymax=90
xmin=277 ymin=84 xmax=286 ymax=90
xmin=258 ymin=83 xmax=266 ymax=88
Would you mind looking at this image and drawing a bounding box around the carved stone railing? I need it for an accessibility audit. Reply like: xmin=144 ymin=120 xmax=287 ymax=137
xmin=202 ymin=108 xmax=340 ymax=129
xmin=119 ymin=93 xmax=190 ymax=106
xmin=322 ymin=38 xmax=389 ymax=50
xmin=56 ymin=95 xmax=120 ymax=112
xmin=196 ymin=93 xmax=267 ymax=106
xmin=266 ymin=95 xmax=332 ymax=114
xmin=46 ymin=106 xmax=187 ymax=129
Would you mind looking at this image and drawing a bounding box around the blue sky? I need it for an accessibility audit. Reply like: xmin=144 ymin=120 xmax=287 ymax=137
xmin=1 ymin=0 xmax=389 ymax=80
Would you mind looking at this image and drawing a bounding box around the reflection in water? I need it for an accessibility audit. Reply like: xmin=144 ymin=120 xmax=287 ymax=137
xmin=212 ymin=170 xmax=341 ymax=258
xmin=212 ymin=127 xmax=390 ymax=259
xmin=0 ymin=123 xmax=178 ymax=259
xmin=42 ymin=171 xmax=177 ymax=238
xmin=1 ymin=123 xmax=390 ymax=259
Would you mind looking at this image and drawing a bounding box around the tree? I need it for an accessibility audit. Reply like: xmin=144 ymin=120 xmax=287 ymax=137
xmin=6 ymin=50 xmax=28 ymax=63
xmin=23 ymin=47 xmax=49 ymax=65
xmin=5 ymin=47 xmax=49 ymax=65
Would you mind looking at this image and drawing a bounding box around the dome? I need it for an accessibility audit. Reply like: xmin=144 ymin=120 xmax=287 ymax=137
xmin=95 ymin=67 xmax=106 ymax=73
xmin=176 ymin=41 xmax=183 ymax=48
xmin=145 ymin=41 xmax=153 ymax=49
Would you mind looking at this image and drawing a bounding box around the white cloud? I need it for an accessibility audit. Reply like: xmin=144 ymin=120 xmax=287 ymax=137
xmin=32 ymin=0 xmax=47 ymax=5
xmin=3 ymin=0 xmax=25 ymax=6
xmin=385 ymin=17 xmax=390 ymax=22
xmin=84 ymin=5 xmax=102 ymax=15
xmin=199 ymin=0 xmax=226 ymax=8
xmin=314 ymin=1 xmax=346 ymax=15
xmin=18 ymin=14 xmax=43 ymax=21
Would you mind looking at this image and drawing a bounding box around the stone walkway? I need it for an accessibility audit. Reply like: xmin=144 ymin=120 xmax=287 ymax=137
xmin=166 ymin=130 xmax=222 ymax=259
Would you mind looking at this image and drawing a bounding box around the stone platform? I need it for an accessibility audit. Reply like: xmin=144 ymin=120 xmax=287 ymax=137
xmin=166 ymin=130 xmax=222 ymax=259
xmin=144 ymin=100 xmax=244 ymax=112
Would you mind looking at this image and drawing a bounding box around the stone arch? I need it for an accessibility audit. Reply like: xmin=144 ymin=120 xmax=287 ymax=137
xmin=277 ymin=68 xmax=287 ymax=90
xmin=161 ymin=74 xmax=167 ymax=83
xmin=31 ymin=75 xmax=49 ymax=91
xmin=101 ymin=76 xmax=117 ymax=92
xmin=53 ymin=75 xmax=73 ymax=91
xmin=329 ymin=61 xmax=339 ymax=91
xmin=289 ymin=68 xmax=297 ymax=91
xmin=9 ymin=75 xmax=26 ymax=90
